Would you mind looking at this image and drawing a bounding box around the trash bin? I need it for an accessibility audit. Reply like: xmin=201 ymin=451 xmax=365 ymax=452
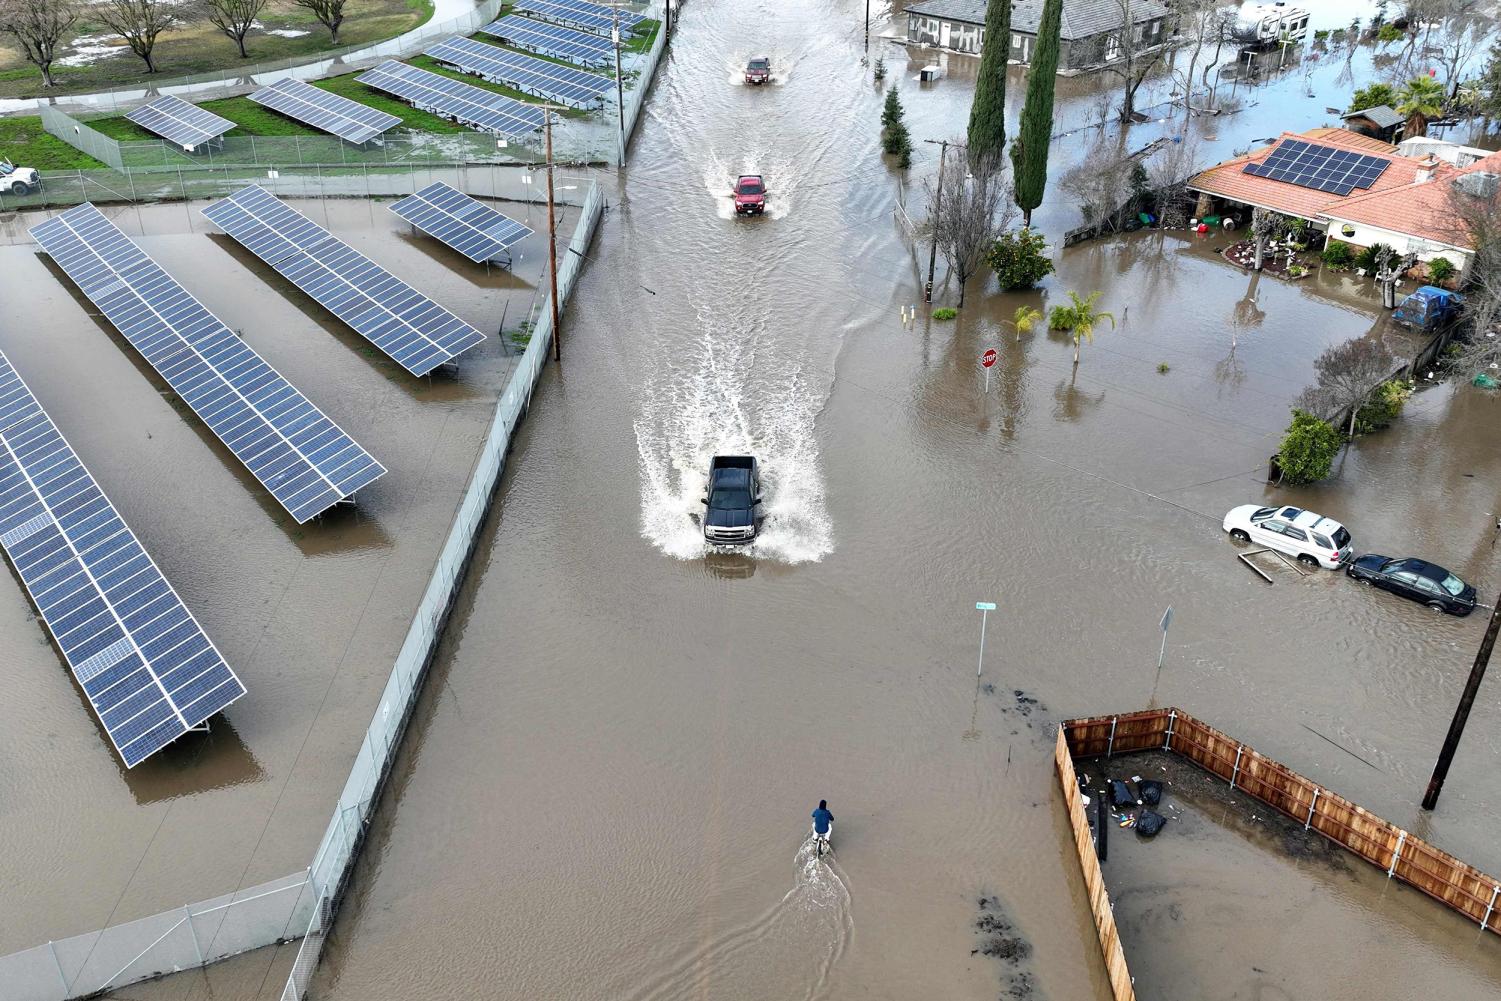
xmin=1268 ymin=454 xmax=1283 ymax=483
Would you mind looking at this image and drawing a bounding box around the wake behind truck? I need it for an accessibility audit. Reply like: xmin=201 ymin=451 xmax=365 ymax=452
xmin=702 ymin=455 xmax=764 ymax=545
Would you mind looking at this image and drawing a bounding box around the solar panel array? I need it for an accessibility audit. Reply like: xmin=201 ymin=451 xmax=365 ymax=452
xmin=389 ymin=182 xmax=535 ymax=263
xmin=204 ymin=186 xmax=487 ymax=375
xmin=248 ymin=77 xmax=400 ymax=143
xmin=425 ymin=36 xmax=611 ymax=107
xmin=0 ymin=351 xmax=246 ymax=768
xmin=480 ymin=15 xmax=615 ymax=68
xmin=355 ymin=60 xmax=548 ymax=137
xmin=28 ymin=203 xmax=386 ymax=524
xmin=515 ymin=0 xmax=647 ymax=33
xmin=125 ymin=95 xmax=236 ymax=149
xmin=1242 ymin=139 xmax=1392 ymax=196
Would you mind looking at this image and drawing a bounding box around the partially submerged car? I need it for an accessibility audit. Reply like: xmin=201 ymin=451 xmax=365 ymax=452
xmin=702 ymin=455 xmax=763 ymax=545
xmin=745 ymin=56 xmax=771 ymax=85
xmin=1223 ymin=504 xmax=1352 ymax=569
xmin=1346 ymin=555 xmax=1477 ymax=615
xmin=1392 ymin=285 xmax=1463 ymax=331
xmin=733 ymin=175 xmax=766 ymax=215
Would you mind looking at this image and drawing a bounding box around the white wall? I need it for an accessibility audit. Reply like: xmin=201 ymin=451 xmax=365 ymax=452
xmin=1322 ymin=218 xmax=1471 ymax=269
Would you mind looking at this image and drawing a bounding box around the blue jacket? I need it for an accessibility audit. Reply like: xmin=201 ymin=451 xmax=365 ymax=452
xmin=811 ymin=807 xmax=833 ymax=835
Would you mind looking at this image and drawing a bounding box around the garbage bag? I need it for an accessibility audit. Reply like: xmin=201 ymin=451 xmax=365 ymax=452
xmin=1110 ymin=780 xmax=1135 ymax=807
xmin=1475 ymin=372 xmax=1500 ymax=389
xmin=1136 ymin=809 xmax=1167 ymax=837
xmin=1138 ymin=780 xmax=1163 ymax=805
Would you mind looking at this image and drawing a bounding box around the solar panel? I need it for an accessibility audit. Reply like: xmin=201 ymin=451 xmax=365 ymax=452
xmin=354 ymin=61 xmax=548 ymax=138
xmin=515 ymin=0 xmax=647 ymax=33
xmin=0 ymin=351 xmax=246 ymax=768
xmin=424 ymin=36 xmax=611 ymax=107
xmin=28 ymin=204 xmax=386 ymax=524
xmin=125 ymin=95 xmax=235 ymax=149
xmin=389 ymin=182 xmax=535 ymax=263
xmin=248 ymin=77 xmax=400 ymax=143
xmin=203 ymin=185 xmax=487 ymax=375
xmin=1242 ymin=139 xmax=1392 ymax=196
xmin=479 ymin=15 xmax=615 ymax=68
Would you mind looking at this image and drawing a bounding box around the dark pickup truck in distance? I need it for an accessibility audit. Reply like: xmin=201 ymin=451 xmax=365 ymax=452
xmin=702 ymin=456 xmax=763 ymax=545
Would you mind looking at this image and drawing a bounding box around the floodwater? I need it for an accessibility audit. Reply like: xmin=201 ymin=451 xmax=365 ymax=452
xmin=0 ymin=192 xmax=570 ymax=954
xmin=305 ymin=2 xmax=1501 ymax=1001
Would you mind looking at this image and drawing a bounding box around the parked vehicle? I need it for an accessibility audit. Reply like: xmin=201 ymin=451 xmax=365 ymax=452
xmin=733 ymin=175 xmax=766 ymax=215
xmin=745 ymin=56 xmax=771 ymax=85
xmin=0 ymin=160 xmax=41 ymax=196
xmin=1230 ymin=2 xmax=1309 ymax=46
xmin=1346 ymin=555 xmax=1477 ymax=615
xmin=1223 ymin=504 xmax=1352 ymax=569
xmin=1392 ymin=285 xmax=1463 ymax=331
xmin=702 ymin=455 xmax=764 ymax=545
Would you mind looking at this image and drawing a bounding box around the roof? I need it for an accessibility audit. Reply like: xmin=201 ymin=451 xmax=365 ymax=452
xmin=1188 ymin=129 xmax=1410 ymax=221
xmin=1341 ymin=104 xmax=1403 ymax=129
xmin=906 ymin=0 xmax=1172 ymax=38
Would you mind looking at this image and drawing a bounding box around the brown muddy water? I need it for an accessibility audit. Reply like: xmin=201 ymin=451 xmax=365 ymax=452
xmin=301 ymin=2 xmax=1501 ymax=1001
xmin=0 ymin=193 xmax=569 ymax=953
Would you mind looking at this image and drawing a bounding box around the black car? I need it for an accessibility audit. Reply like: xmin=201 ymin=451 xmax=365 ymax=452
xmin=1345 ymin=555 xmax=1477 ymax=615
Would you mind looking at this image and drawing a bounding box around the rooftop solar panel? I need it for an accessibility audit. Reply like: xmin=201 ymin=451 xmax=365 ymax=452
xmin=28 ymin=204 xmax=385 ymax=524
xmin=354 ymin=61 xmax=548 ymax=138
xmin=0 ymin=351 xmax=246 ymax=768
xmin=424 ymin=36 xmax=611 ymax=107
xmin=1241 ymin=139 xmax=1392 ymax=196
xmin=515 ymin=0 xmax=647 ymax=33
xmin=389 ymin=182 xmax=535 ymax=263
xmin=479 ymin=15 xmax=615 ymax=68
xmin=203 ymin=185 xmax=486 ymax=375
xmin=248 ymin=77 xmax=400 ymax=143
xmin=125 ymin=95 xmax=235 ymax=149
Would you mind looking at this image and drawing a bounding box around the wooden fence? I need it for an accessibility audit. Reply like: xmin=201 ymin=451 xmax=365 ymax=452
xmin=1057 ymin=708 xmax=1501 ymax=949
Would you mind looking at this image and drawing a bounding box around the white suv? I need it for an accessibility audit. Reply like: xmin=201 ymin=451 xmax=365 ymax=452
xmin=1223 ymin=504 xmax=1352 ymax=569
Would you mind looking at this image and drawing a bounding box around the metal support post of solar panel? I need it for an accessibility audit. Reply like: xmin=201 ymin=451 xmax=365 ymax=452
xmin=390 ymin=182 xmax=535 ymax=265
xmin=28 ymin=203 xmax=386 ymax=524
xmin=203 ymin=185 xmax=486 ymax=375
xmin=515 ymin=0 xmax=648 ymax=34
xmin=1241 ymin=140 xmax=1392 ymax=195
xmin=0 ymin=351 xmax=246 ymax=768
xmin=480 ymin=15 xmax=616 ymax=69
xmin=355 ymin=61 xmax=549 ymax=138
xmin=125 ymin=95 xmax=235 ymax=152
xmin=249 ymin=77 xmax=401 ymax=143
xmin=425 ymin=36 xmax=611 ymax=108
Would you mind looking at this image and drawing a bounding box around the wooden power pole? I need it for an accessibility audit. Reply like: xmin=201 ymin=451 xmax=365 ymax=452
xmin=545 ymin=109 xmax=561 ymax=363
xmin=1422 ymin=591 xmax=1501 ymax=810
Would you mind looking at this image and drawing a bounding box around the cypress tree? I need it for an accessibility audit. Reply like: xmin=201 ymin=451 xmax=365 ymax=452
xmin=966 ymin=0 xmax=1012 ymax=164
xmin=1010 ymin=0 xmax=1062 ymax=226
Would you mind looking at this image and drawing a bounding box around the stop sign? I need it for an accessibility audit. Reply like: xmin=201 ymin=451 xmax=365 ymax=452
xmin=981 ymin=348 xmax=998 ymax=369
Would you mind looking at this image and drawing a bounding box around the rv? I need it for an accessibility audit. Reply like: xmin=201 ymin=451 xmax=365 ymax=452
xmin=1231 ymin=2 xmax=1310 ymax=47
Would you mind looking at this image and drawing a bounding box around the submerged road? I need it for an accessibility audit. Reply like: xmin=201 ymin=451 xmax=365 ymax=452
xmin=307 ymin=2 xmax=1501 ymax=999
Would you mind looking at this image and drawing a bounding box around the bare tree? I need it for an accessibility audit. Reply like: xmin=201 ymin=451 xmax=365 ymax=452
xmin=1441 ymin=176 xmax=1501 ymax=375
xmin=922 ymin=148 xmax=1014 ymax=307
xmin=201 ymin=0 xmax=267 ymax=58
xmin=97 ymin=0 xmax=177 ymax=73
xmin=292 ymin=0 xmax=348 ymax=44
xmin=1296 ymin=337 xmax=1398 ymax=438
xmin=0 ymin=0 xmax=77 ymax=88
xmin=1145 ymin=132 xmax=1201 ymax=227
xmin=1250 ymin=206 xmax=1282 ymax=271
xmin=1060 ymin=134 xmax=1139 ymax=231
xmin=1170 ymin=0 xmax=1233 ymax=114
xmin=1434 ymin=12 xmax=1490 ymax=99
xmin=1101 ymin=0 xmax=1173 ymax=122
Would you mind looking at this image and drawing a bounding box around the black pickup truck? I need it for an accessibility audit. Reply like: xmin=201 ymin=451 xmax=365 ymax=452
xmin=702 ymin=456 xmax=763 ymax=545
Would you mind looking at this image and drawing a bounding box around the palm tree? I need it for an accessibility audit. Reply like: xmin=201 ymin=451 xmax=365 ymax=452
xmin=1397 ymin=75 xmax=1446 ymax=137
xmin=1066 ymin=291 xmax=1114 ymax=365
xmin=1012 ymin=305 xmax=1043 ymax=342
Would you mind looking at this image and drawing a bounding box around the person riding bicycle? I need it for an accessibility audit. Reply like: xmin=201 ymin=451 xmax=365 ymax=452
xmin=811 ymin=800 xmax=833 ymax=843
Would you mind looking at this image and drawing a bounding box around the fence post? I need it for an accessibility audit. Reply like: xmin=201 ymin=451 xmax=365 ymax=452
xmin=1485 ymin=886 xmax=1500 ymax=931
xmin=1230 ymin=745 xmax=1244 ymax=789
xmin=48 ymin=940 xmax=68 ymax=993
xmin=1106 ymin=716 xmax=1117 ymax=757
xmin=1388 ymin=830 xmax=1407 ymax=877
xmin=184 ymin=905 xmax=204 ymax=965
xmin=1163 ymin=709 xmax=1177 ymax=750
xmin=1305 ymin=788 xmax=1320 ymax=830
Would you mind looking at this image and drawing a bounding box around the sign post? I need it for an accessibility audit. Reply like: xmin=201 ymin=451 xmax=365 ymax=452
xmin=975 ymin=601 xmax=996 ymax=677
xmin=981 ymin=348 xmax=998 ymax=393
xmin=1156 ymin=605 xmax=1173 ymax=682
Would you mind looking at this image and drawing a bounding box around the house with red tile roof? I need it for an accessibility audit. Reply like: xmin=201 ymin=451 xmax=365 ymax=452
xmin=1188 ymin=128 xmax=1494 ymax=274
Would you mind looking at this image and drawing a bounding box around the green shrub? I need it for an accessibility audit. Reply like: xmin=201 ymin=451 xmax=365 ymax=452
xmin=1322 ymin=241 xmax=1353 ymax=269
xmin=1427 ymin=256 xmax=1456 ymax=284
xmin=986 ymin=228 xmax=1055 ymax=290
xmin=1354 ymin=242 xmax=1394 ymax=273
xmin=1048 ymin=304 xmax=1078 ymax=330
xmin=1355 ymin=379 xmax=1413 ymax=433
xmin=1350 ymin=82 xmax=1395 ymax=112
xmin=1157 ymin=362 xmax=1171 ymax=374
xmin=874 ymin=56 xmax=886 ymax=82
xmin=1376 ymin=23 xmax=1404 ymax=43
xmin=1277 ymin=409 xmax=1344 ymax=484
xmin=932 ymin=307 xmax=958 ymax=320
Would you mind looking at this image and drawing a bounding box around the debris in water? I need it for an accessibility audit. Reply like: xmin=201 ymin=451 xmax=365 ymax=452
xmin=971 ymin=895 xmax=1039 ymax=998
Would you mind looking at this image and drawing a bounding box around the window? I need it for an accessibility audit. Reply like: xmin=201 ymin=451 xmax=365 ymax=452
xmin=1390 ymin=571 xmax=1420 ymax=585
xmin=1280 ymin=526 xmax=1308 ymax=542
xmin=1250 ymin=507 xmax=1277 ymax=521
xmin=1105 ymin=34 xmax=1122 ymax=62
xmin=1312 ymin=533 xmax=1332 ymax=550
xmin=1414 ymin=577 xmax=1443 ymax=595
xmin=1440 ymin=574 xmax=1466 ymax=596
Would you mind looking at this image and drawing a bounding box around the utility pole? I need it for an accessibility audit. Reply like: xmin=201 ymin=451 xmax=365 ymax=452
xmin=922 ymin=138 xmax=960 ymax=304
xmin=1422 ymin=592 xmax=1501 ymax=810
xmin=545 ymin=109 xmax=561 ymax=363
xmin=864 ymin=0 xmax=870 ymax=50
xmin=613 ymin=8 xmax=627 ymax=166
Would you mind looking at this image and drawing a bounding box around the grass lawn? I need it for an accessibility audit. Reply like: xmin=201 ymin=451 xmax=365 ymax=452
xmin=0 ymin=0 xmax=435 ymax=98
xmin=0 ymin=118 xmax=108 ymax=169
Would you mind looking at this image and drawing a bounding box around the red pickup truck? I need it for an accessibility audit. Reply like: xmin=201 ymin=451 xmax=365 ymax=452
xmin=733 ymin=175 xmax=766 ymax=215
xmin=745 ymin=56 xmax=771 ymax=85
